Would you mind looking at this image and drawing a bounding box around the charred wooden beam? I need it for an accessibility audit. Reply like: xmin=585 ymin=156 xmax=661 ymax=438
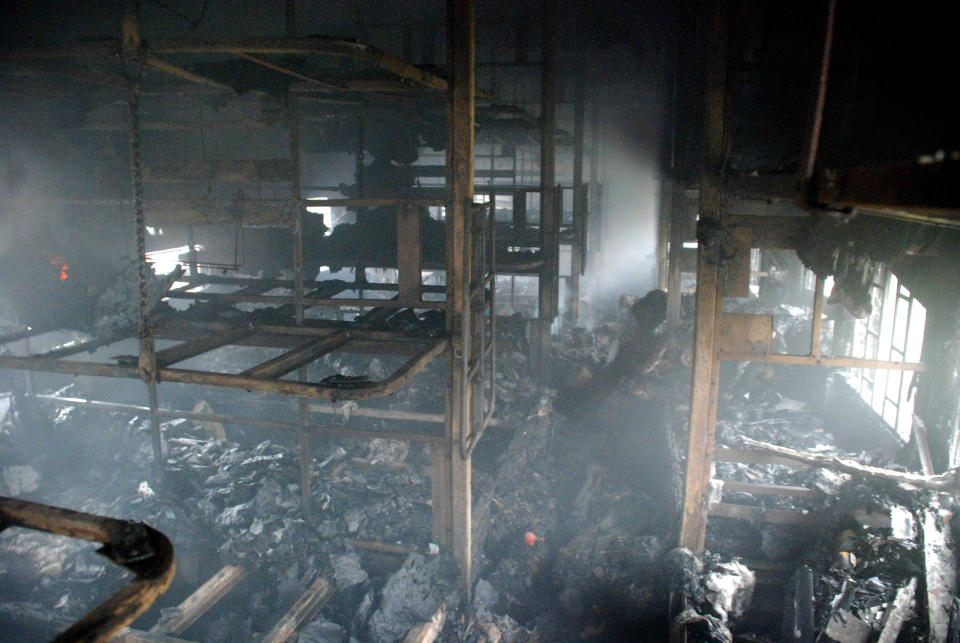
xmin=710 ymin=502 xmax=817 ymax=525
xmin=0 ymin=40 xmax=118 ymax=60
xmin=718 ymin=352 xmax=925 ymax=371
xmin=715 ymin=446 xmax=811 ymax=467
xmin=567 ymin=63 xmax=586 ymax=323
xmin=115 ymin=629 xmax=191 ymax=642
xmin=5 ymin=120 xmax=281 ymax=131
xmin=162 ymin=338 xmax=446 ymax=399
xmin=396 ymin=202 xmax=424 ymax=305
xmin=148 ymin=37 xmax=448 ymax=91
xmin=740 ymin=437 xmax=957 ymax=491
xmin=142 ymin=54 xmax=237 ymax=92
xmin=162 ymin=318 xmax=441 ymax=346
xmin=402 ymin=604 xmax=446 ymax=643
xmin=719 ymin=480 xmax=814 ymax=498
xmin=351 ymin=540 xmax=416 ymax=555
xmin=811 ymin=162 xmax=960 ymax=228
xmin=725 ymin=174 xmax=798 ymax=203
xmin=2 ymin=36 xmax=449 ymax=91
xmin=677 ymin=0 xmax=728 ymax=554
xmin=878 ymin=578 xmax=917 ymax=643
xmin=0 ymin=328 xmax=46 ymax=346
xmin=438 ymin=0 xmax=476 ymax=599
xmin=922 ymin=507 xmax=956 ymax=643
xmin=710 ymin=502 xmax=890 ymax=528
xmin=237 ymin=52 xmax=344 ymax=91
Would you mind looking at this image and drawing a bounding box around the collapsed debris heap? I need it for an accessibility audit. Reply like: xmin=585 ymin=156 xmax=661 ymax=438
xmin=2 ymin=291 xmax=958 ymax=641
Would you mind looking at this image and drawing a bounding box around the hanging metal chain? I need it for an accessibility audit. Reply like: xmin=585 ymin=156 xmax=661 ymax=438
xmin=126 ymin=67 xmax=157 ymax=384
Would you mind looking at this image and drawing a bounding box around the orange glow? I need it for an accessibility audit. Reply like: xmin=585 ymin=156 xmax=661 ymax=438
xmin=47 ymin=255 xmax=69 ymax=280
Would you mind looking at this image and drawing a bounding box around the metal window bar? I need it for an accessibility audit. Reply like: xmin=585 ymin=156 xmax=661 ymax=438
xmin=460 ymin=200 xmax=497 ymax=459
xmin=845 ymin=266 xmax=926 ymax=439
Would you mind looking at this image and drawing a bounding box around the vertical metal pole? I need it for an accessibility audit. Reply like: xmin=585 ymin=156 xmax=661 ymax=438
xmin=288 ymin=94 xmax=312 ymax=519
xmin=284 ymin=0 xmax=296 ymax=37
xmin=22 ymin=336 xmax=36 ymax=398
xmin=298 ymin=398 xmax=312 ymax=519
xmin=798 ymin=0 xmax=837 ymax=196
xmin=666 ymin=187 xmax=687 ymax=326
xmin=568 ymin=60 xmax=586 ymax=323
xmin=657 ymin=180 xmax=673 ymax=291
xmin=440 ymin=0 xmax=475 ymax=599
xmin=810 ymin=276 xmax=825 ymax=358
xmin=147 ymin=380 xmax=164 ymax=482
xmin=531 ymin=0 xmax=557 ymax=376
xmin=187 ymin=227 xmax=199 ymax=276
xmin=678 ymin=0 xmax=729 ymax=552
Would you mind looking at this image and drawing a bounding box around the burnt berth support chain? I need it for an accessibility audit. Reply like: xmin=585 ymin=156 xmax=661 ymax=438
xmin=121 ymin=0 xmax=165 ymax=484
xmin=0 ymin=496 xmax=175 ymax=642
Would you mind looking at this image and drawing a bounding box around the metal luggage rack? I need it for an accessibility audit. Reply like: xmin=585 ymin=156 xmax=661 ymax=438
xmin=0 ymin=0 xmax=499 ymax=595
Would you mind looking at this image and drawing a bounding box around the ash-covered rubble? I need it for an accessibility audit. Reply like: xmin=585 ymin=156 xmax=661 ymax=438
xmin=1 ymin=379 xmax=467 ymax=641
xmin=3 ymin=286 xmax=952 ymax=641
xmin=706 ymin=459 xmax=932 ymax=641
xmin=706 ymin=325 xmax=948 ymax=640
xmin=0 ymin=309 xmax=560 ymax=641
xmin=454 ymin=290 xmax=712 ymax=641
xmin=667 ymin=548 xmax=756 ymax=643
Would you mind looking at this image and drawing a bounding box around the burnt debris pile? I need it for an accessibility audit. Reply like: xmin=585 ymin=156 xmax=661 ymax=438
xmin=2 ymin=291 xmax=959 ymax=641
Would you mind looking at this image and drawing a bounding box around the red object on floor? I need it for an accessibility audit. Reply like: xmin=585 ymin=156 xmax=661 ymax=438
xmin=524 ymin=531 xmax=537 ymax=546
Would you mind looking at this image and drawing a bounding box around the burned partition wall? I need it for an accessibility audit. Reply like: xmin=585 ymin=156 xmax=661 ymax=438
xmin=815 ymin=0 xmax=960 ymax=170
xmin=723 ymin=0 xmax=960 ymax=175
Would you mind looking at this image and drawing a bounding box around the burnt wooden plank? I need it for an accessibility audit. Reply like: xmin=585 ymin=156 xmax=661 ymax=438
xmin=720 ymin=480 xmax=814 ymax=498
xmin=710 ymin=502 xmax=815 ymax=525
xmin=396 ymin=202 xmax=423 ymax=305
xmin=259 ymin=576 xmax=332 ymax=643
xmin=149 ymin=565 xmax=248 ymax=636
xmin=922 ymin=507 xmax=956 ymax=643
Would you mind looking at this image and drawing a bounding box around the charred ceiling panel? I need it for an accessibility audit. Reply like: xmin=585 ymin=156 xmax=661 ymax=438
xmin=816 ymin=1 xmax=959 ymax=170
xmin=725 ymin=0 xmax=821 ymax=174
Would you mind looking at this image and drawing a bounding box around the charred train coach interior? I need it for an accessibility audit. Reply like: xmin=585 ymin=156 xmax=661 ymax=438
xmin=2 ymin=1 xmax=960 ymax=641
